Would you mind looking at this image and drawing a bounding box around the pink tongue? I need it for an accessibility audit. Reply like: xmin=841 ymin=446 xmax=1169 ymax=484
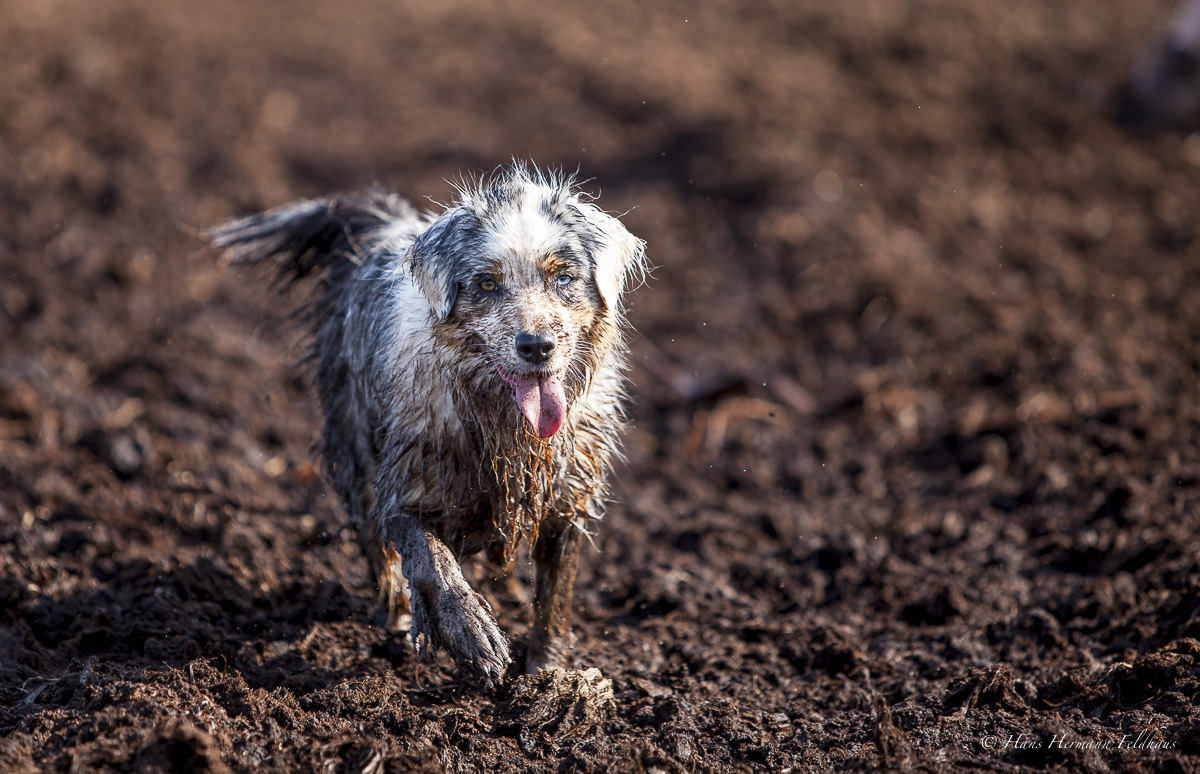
xmin=512 ymin=372 xmax=566 ymax=438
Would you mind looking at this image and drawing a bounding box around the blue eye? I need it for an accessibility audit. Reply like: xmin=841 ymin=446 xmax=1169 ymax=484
xmin=556 ymin=275 xmax=573 ymax=287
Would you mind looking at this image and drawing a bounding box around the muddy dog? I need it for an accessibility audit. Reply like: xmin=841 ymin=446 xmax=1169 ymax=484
xmin=208 ymin=165 xmax=645 ymax=683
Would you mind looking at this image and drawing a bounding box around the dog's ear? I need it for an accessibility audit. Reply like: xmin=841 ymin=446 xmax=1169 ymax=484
xmin=578 ymin=204 xmax=646 ymax=313
xmin=407 ymin=210 xmax=477 ymax=322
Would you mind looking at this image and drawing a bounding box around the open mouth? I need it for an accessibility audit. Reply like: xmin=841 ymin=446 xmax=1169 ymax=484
xmin=491 ymin=358 xmax=566 ymax=439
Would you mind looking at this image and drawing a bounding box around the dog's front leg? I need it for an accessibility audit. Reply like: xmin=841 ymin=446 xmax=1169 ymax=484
xmin=526 ymin=516 xmax=584 ymax=673
xmin=380 ymin=513 xmax=511 ymax=684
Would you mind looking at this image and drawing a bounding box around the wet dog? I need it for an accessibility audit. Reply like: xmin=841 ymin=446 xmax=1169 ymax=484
xmin=208 ymin=165 xmax=645 ymax=683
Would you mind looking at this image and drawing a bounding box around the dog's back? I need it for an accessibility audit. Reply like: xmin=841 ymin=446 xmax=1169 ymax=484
xmin=209 ymin=190 xmax=424 ymax=520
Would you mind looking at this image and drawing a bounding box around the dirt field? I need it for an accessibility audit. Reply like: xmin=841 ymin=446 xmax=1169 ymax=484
xmin=3 ymin=1 xmax=1200 ymax=771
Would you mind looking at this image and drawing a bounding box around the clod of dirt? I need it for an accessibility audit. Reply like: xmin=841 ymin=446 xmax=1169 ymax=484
xmin=1108 ymin=640 xmax=1200 ymax=707
xmin=872 ymin=693 xmax=913 ymax=767
xmin=315 ymin=737 xmax=442 ymax=774
xmin=132 ymin=722 xmax=231 ymax=774
xmin=782 ymin=625 xmax=867 ymax=677
xmin=902 ymin=582 xmax=966 ymax=626
xmin=496 ymin=667 xmax=615 ymax=750
xmin=77 ymin=427 xmax=153 ymax=478
xmin=944 ymin=663 xmax=1029 ymax=717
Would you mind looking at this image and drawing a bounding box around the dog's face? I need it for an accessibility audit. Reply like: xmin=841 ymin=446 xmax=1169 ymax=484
xmin=408 ymin=171 xmax=644 ymax=439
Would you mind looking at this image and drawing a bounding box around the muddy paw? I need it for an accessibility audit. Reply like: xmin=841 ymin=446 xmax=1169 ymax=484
xmin=498 ymin=667 xmax=615 ymax=741
xmin=524 ymin=652 xmax=557 ymax=675
xmin=409 ymin=579 xmax=511 ymax=684
xmin=525 ymin=634 xmax=575 ymax=674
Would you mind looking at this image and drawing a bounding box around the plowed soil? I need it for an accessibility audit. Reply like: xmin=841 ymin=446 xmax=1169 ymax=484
xmin=4 ymin=1 xmax=1200 ymax=771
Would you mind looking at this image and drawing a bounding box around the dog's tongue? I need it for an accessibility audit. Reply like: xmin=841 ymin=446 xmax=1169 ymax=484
xmin=511 ymin=372 xmax=566 ymax=439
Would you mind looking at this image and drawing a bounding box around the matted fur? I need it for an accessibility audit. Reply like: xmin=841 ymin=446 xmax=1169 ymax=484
xmin=209 ymin=164 xmax=646 ymax=682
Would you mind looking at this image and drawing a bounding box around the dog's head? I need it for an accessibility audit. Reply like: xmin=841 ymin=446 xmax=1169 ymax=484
xmin=407 ymin=165 xmax=645 ymax=439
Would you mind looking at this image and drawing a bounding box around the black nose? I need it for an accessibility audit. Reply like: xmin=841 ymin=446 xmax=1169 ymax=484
xmin=515 ymin=332 xmax=555 ymax=364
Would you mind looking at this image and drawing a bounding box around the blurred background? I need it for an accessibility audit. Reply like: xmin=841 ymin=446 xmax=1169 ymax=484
xmin=3 ymin=0 xmax=1200 ymax=771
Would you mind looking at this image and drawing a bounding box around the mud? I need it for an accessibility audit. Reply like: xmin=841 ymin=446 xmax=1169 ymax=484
xmin=3 ymin=1 xmax=1200 ymax=771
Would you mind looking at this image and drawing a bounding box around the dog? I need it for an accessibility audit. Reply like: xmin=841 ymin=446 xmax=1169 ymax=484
xmin=208 ymin=164 xmax=646 ymax=683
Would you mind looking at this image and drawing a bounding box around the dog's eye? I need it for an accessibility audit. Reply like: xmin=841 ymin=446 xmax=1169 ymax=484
xmin=479 ymin=278 xmax=497 ymax=292
xmin=556 ymin=275 xmax=573 ymax=287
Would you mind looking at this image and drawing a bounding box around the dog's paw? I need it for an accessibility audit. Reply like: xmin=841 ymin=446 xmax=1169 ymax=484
xmin=524 ymin=639 xmax=571 ymax=674
xmin=525 ymin=625 xmax=579 ymax=674
xmin=410 ymin=579 xmax=511 ymax=684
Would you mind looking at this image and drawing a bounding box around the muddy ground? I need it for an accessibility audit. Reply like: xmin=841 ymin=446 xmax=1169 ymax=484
xmin=3 ymin=1 xmax=1200 ymax=771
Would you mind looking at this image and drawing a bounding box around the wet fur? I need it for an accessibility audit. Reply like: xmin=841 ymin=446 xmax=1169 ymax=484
xmin=208 ymin=165 xmax=646 ymax=681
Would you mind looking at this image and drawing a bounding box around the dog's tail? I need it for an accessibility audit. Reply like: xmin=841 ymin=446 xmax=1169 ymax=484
xmin=206 ymin=190 xmax=416 ymax=286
